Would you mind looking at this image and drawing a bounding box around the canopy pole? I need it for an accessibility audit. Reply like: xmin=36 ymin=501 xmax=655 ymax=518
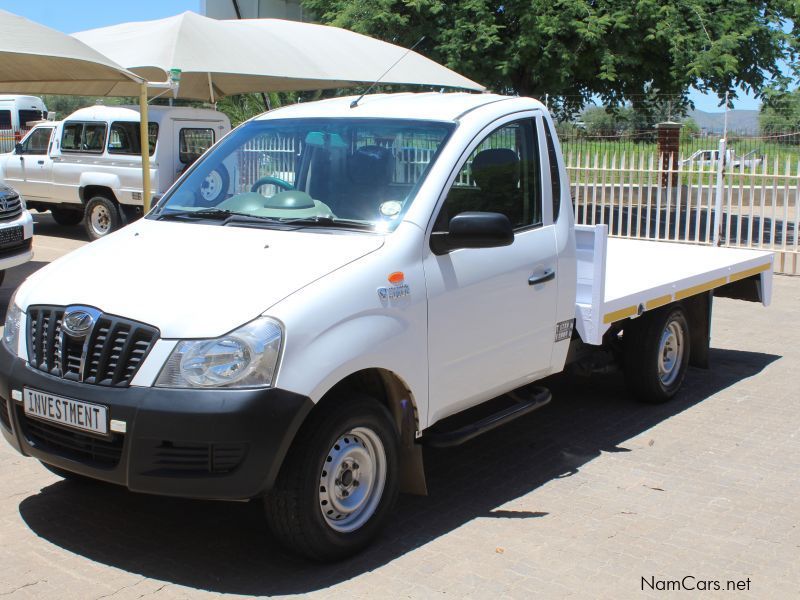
xmin=139 ymin=82 xmax=152 ymax=213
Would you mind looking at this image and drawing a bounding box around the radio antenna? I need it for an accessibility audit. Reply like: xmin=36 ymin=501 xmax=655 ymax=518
xmin=350 ymin=36 xmax=426 ymax=109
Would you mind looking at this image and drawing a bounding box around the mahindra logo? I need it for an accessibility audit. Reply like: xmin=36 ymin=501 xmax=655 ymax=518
xmin=0 ymin=198 xmax=7 ymax=211
xmin=62 ymin=310 xmax=95 ymax=337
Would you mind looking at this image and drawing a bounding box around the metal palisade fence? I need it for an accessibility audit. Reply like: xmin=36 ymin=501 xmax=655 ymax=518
xmin=235 ymin=132 xmax=798 ymax=275
xmin=0 ymin=128 xmax=17 ymax=152
xmin=566 ymin=150 xmax=799 ymax=274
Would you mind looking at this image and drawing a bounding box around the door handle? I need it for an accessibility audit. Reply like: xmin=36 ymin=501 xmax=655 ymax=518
xmin=37 ymin=160 xmax=44 ymax=165
xmin=528 ymin=269 xmax=555 ymax=285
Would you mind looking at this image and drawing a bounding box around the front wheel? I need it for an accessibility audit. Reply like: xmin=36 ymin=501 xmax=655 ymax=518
xmin=624 ymin=305 xmax=691 ymax=403
xmin=265 ymin=395 xmax=399 ymax=561
xmin=50 ymin=207 xmax=83 ymax=226
xmin=83 ymin=196 xmax=122 ymax=241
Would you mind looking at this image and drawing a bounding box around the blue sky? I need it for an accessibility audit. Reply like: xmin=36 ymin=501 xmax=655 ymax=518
xmin=0 ymin=0 xmax=774 ymax=112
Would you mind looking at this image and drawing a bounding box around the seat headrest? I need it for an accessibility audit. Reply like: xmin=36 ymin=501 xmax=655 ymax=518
xmin=471 ymin=148 xmax=520 ymax=190
xmin=348 ymin=145 xmax=394 ymax=187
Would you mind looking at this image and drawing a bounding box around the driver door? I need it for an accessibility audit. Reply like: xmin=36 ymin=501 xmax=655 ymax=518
xmin=424 ymin=115 xmax=559 ymax=424
xmin=4 ymin=126 xmax=54 ymax=199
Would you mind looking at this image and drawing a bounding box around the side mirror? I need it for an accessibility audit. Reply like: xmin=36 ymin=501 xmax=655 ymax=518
xmin=431 ymin=211 xmax=514 ymax=255
xmin=14 ymin=143 xmax=23 ymax=154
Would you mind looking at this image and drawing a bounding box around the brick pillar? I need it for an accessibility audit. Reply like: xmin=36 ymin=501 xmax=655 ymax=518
xmin=656 ymin=122 xmax=681 ymax=187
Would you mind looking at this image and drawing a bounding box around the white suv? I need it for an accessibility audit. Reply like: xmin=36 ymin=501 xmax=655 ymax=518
xmin=1 ymin=105 xmax=230 ymax=240
xmin=0 ymin=182 xmax=33 ymax=286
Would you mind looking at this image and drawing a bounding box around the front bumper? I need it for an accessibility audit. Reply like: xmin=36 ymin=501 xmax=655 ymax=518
xmin=0 ymin=209 xmax=34 ymax=272
xmin=0 ymin=343 xmax=313 ymax=499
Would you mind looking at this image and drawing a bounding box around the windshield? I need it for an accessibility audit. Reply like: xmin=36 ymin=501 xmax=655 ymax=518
xmin=151 ymin=117 xmax=455 ymax=232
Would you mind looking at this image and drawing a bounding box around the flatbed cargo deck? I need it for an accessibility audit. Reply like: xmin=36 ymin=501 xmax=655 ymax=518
xmin=575 ymin=224 xmax=773 ymax=345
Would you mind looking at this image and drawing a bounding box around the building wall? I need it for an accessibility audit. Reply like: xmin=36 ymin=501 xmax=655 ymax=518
xmin=201 ymin=0 xmax=309 ymax=22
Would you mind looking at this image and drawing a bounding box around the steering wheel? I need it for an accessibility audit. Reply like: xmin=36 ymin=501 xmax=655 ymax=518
xmin=251 ymin=176 xmax=294 ymax=194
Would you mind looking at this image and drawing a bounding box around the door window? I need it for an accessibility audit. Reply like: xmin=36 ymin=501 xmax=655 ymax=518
xmin=542 ymin=120 xmax=562 ymax=222
xmin=18 ymin=109 xmax=44 ymax=128
xmin=18 ymin=127 xmax=53 ymax=155
xmin=179 ymin=128 xmax=215 ymax=165
xmin=108 ymin=121 xmax=158 ymax=155
xmin=0 ymin=110 xmax=10 ymax=130
xmin=61 ymin=122 xmax=107 ymax=153
xmin=435 ymin=118 xmax=542 ymax=231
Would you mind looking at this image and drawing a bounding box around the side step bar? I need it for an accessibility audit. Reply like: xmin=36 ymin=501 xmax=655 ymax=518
xmin=422 ymin=386 xmax=552 ymax=448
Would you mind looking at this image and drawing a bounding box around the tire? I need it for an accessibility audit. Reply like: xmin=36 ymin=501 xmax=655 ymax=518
xmin=624 ymin=305 xmax=691 ymax=403
xmin=198 ymin=165 xmax=230 ymax=205
xmin=83 ymin=196 xmax=122 ymax=241
xmin=50 ymin=207 xmax=83 ymax=226
xmin=39 ymin=461 xmax=96 ymax=484
xmin=265 ymin=395 xmax=399 ymax=561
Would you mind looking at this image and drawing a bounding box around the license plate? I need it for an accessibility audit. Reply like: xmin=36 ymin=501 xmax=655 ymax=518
xmin=23 ymin=388 xmax=108 ymax=435
xmin=0 ymin=226 xmax=23 ymax=248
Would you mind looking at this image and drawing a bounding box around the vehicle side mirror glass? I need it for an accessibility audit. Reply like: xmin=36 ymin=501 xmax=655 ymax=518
xmin=431 ymin=211 xmax=514 ymax=255
xmin=14 ymin=143 xmax=23 ymax=154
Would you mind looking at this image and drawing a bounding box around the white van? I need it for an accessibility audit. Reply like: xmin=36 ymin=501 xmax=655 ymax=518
xmin=0 ymin=105 xmax=230 ymax=240
xmin=0 ymin=95 xmax=48 ymax=153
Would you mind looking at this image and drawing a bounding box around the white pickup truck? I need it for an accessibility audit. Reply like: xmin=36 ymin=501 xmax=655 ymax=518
xmin=0 ymin=93 xmax=772 ymax=560
xmin=0 ymin=105 xmax=230 ymax=240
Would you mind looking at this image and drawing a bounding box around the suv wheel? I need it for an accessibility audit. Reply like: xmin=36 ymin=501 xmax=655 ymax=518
xmin=84 ymin=196 xmax=122 ymax=241
xmin=50 ymin=207 xmax=83 ymax=226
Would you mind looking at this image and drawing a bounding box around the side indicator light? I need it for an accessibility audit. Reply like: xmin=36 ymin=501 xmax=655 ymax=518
xmin=388 ymin=272 xmax=405 ymax=284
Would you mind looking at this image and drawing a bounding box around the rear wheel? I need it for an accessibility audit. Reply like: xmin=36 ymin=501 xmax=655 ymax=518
xmin=624 ymin=305 xmax=691 ymax=403
xmin=50 ymin=207 xmax=83 ymax=226
xmin=83 ymin=196 xmax=122 ymax=241
xmin=265 ymin=395 xmax=399 ymax=561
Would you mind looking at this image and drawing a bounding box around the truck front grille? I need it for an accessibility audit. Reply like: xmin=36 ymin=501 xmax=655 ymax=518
xmin=19 ymin=411 xmax=123 ymax=467
xmin=0 ymin=193 xmax=22 ymax=221
xmin=27 ymin=306 xmax=159 ymax=387
xmin=0 ymin=237 xmax=31 ymax=259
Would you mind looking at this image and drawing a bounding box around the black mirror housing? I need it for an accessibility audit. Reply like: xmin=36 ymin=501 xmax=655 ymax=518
xmin=431 ymin=211 xmax=514 ymax=254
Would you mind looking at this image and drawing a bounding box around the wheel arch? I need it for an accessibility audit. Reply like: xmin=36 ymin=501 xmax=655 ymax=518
xmin=295 ymin=368 xmax=427 ymax=496
xmin=79 ymin=184 xmax=118 ymax=205
xmin=315 ymin=368 xmax=421 ymax=437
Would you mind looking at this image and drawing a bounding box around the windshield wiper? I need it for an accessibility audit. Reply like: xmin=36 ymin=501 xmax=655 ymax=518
xmin=156 ymin=209 xmax=283 ymax=226
xmin=282 ymin=216 xmax=376 ymax=231
xmin=156 ymin=208 xmax=237 ymax=221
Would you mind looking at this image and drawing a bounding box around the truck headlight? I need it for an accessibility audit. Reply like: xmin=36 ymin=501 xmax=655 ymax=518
xmin=155 ymin=317 xmax=283 ymax=388
xmin=2 ymin=292 xmax=23 ymax=355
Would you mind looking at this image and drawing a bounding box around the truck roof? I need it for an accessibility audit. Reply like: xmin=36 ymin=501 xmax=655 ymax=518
xmin=259 ymin=92 xmax=544 ymax=123
xmin=63 ymin=105 xmax=228 ymax=124
xmin=0 ymin=95 xmax=45 ymax=104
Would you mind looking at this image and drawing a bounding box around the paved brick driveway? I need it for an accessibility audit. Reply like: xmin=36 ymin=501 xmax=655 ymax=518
xmin=1 ymin=214 xmax=798 ymax=599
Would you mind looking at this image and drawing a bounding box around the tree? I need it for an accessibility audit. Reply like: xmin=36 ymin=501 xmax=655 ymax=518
xmin=302 ymin=0 xmax=799 ymax=116
xmin=41 ymin=95 xmax=132 ymax=119
xmin=759 ymin=88 xmax=800 ymax=134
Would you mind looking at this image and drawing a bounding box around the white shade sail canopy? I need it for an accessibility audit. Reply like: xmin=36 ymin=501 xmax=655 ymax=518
xmin=74 ymin=11 xmax=484 ymax=101
xmin=0 ymin=9 xmax=143 ymax=95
